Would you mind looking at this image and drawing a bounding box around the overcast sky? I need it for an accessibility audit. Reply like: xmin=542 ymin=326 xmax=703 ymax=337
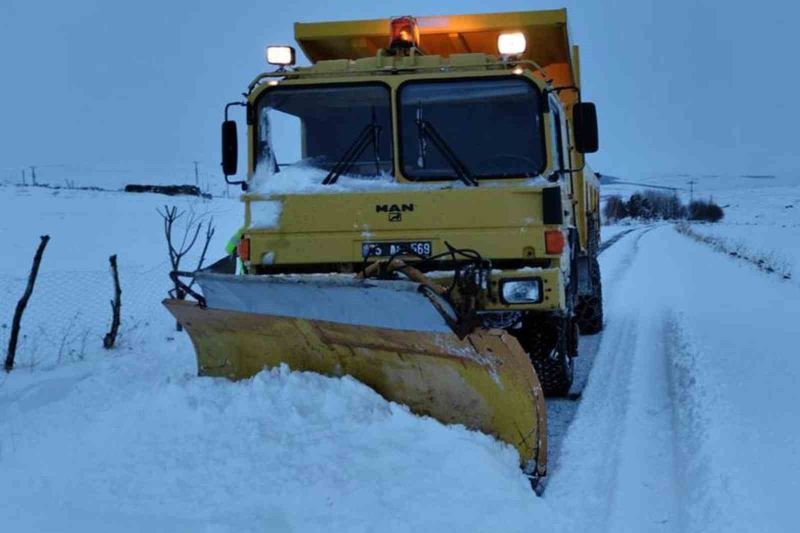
xmin=1 ymin=0 xmax=797 ymax=181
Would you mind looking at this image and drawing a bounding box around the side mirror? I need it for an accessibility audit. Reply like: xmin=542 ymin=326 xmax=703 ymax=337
xmin=221 ymin=120 xmax=238 ymax=176
xmin=573 ymin=102 xmax=598 ymax=154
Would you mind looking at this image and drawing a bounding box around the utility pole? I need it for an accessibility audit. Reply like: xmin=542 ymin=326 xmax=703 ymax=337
xmin=29 ymin=166 xmax=37 ymax=185
xmin=193 ymin=161 xmax=199 ymax=187
xmin=687 ymin=179 xmax=697 ymax=203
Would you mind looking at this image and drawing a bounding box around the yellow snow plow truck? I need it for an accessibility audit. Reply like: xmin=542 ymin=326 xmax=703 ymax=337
xmin=165 ymin=9 xmax=601 ymax=489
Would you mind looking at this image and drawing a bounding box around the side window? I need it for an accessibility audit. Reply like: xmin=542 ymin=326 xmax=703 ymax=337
xmin=549 ymin=97 xmax=566 ymax=171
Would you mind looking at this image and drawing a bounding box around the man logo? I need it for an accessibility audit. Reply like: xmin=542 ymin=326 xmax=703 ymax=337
xmin=376 ymin=203 xmax=414 ymax=222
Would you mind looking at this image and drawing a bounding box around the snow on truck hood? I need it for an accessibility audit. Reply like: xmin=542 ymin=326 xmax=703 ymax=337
xmin=246 ymin=165 xmax=548 ymax=230
xmin=248 ymin=165 xmax=447 ymax=229
xmin=249 ymin=163 xmax=547 ymax=196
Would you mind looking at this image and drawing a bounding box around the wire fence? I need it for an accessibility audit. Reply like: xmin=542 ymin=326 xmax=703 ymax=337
xmin=0 ymin=264 xmax=175 ymax=370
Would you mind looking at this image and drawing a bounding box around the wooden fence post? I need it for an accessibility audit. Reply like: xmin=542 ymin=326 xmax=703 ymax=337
xmin=5 ymin=235 xmax=50 ymax=372
xmin=103 ymin=254 xmax=122 ymax=349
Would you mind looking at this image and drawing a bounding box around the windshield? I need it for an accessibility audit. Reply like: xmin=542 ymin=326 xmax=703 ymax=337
xmin=398 ymin=78 xmax=545 ymax=180
xmin=255 ymin=84 xmax=392 ymax=178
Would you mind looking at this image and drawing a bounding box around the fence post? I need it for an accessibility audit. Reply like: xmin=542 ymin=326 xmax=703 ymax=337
xmin=103 ymin=255 xmax=122 ymax=349
xmin=5 ymin=235 xmax=50 ymax=372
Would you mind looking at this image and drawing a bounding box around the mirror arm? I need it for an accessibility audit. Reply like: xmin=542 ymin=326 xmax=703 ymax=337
xmin=224 ymin=175 xmax=248 ymax=189
xmin=225 ymin=101 xmax=247 ymax=120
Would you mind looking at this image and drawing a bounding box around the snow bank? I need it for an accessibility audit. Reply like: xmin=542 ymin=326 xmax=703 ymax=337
xmin=686 ymin=223 xmax=797 ymax=281
xmin=0 ymin=356 xmax=548 ymax=533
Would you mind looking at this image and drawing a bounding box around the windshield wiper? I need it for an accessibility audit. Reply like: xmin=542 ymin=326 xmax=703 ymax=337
xmin=322 ymin=109 xmax=382 ymax=185
xmin=415 ymin=106 xmax=478 ymax=187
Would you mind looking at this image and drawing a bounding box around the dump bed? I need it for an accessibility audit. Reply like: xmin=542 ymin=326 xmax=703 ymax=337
xmin=295 ymin=9 xmax=580 ymax=88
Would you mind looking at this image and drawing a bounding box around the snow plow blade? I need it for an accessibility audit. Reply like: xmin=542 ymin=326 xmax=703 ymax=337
xmin=163 ymin=273 xmax=547 ymax=477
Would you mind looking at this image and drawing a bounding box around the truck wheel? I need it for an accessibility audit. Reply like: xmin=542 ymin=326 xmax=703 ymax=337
xmin=576 ymin=255 xmax=604 ymax=334
xmin=513 ymin=316 xmax=576 ymax=397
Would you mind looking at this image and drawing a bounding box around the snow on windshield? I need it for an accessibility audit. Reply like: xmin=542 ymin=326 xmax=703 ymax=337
xmin=251 ymin=163 xmax=452 ymax=195
xmin=250 ymin=162 xmax=548 ymax=196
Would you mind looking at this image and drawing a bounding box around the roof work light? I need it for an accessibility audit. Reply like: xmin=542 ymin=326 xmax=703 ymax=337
xmin=266 ymin=45 xmax=296 ymax=66
xmin=497 ymin=32 xmax=526 ymax=56
xmin=389 ymin=16 xmax=420 ymax=49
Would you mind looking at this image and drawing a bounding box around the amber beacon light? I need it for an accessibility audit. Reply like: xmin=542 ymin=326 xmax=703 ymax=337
xmin=390 ymin=16 xmax=420 ymax=49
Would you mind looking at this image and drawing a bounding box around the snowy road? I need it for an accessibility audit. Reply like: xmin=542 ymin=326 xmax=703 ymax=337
xmin=546 ymin=224 xmax=800 ymax=532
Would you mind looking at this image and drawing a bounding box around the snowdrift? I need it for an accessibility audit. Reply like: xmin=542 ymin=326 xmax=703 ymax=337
xmin=0 ymin=357 xmax=547 ymax=532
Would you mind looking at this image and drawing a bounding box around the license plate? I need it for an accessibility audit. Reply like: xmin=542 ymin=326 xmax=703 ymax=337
xmin=362 ymin=241 xmax=432 ymax=258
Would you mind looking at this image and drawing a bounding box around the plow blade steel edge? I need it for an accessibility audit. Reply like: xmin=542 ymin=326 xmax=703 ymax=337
xmin=163 ymin=273 xmax=547 ymax=475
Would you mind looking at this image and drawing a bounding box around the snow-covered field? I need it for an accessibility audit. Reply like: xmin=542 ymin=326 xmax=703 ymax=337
xmin=1 ymin=175 xmax=799 ymax=532
xmin=603 ymin=173 xmax=800 ymax=280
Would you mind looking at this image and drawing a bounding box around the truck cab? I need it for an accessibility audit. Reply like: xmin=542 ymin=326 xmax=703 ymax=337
xmin=221 ymin=9 xmax=602 ymax=395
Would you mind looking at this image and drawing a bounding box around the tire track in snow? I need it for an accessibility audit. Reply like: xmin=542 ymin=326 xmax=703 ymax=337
xmin=662 ymin=311 xmax=721 ymax=533
xmin=546 ymin=226 xmax=654 ymax=473
xmin=598 ymin=227 xmax=638 ymax=255
xmin=599 ymin=228 xmax=685 ymax=533
xmin=545 ymin=226 xmax=690 ymax=532
xmin=604 ymin=304 xmax=682 ymax=532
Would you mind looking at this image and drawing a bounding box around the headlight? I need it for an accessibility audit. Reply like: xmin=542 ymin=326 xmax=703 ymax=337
xmin=501 ymin=279 xmax=542 ymax=304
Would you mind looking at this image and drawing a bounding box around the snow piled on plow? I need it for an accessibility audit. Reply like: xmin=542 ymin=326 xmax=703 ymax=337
xmin=0 ymin=358 xmax=549 ymax=533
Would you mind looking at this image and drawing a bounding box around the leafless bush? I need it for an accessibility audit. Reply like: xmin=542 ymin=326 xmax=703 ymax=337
xmin=158 ymin=205 xmax=215 ymax=330
xmin=645 ymin=190 xmax=687 ymax=220
xmin=688 ymin=199 xmax=724 ymax=222
xmin=603 ymin=195 xmax=628 ymax=222
xmin=606 ymin=190 xmax=711 ymax=223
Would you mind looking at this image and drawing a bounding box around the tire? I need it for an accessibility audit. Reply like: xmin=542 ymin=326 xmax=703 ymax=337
xmin=576 ymin=255 xmax=604 ymax=334
xmin=513 ymin=316 xmax=577 ymax=397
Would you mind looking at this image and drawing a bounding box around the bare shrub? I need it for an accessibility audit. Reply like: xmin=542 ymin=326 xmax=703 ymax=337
xmin=603 ymin=195 xmax=628 ymax=222
xmin=158 ymin=205 xmax=215 ymax=330
xmin=688 ymin=199 xmax=724 ymax=222
xmin=644 ymin=191 xmax=686 ymax=220
xmin=608 ymin=190 xmax=712 ymax=222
